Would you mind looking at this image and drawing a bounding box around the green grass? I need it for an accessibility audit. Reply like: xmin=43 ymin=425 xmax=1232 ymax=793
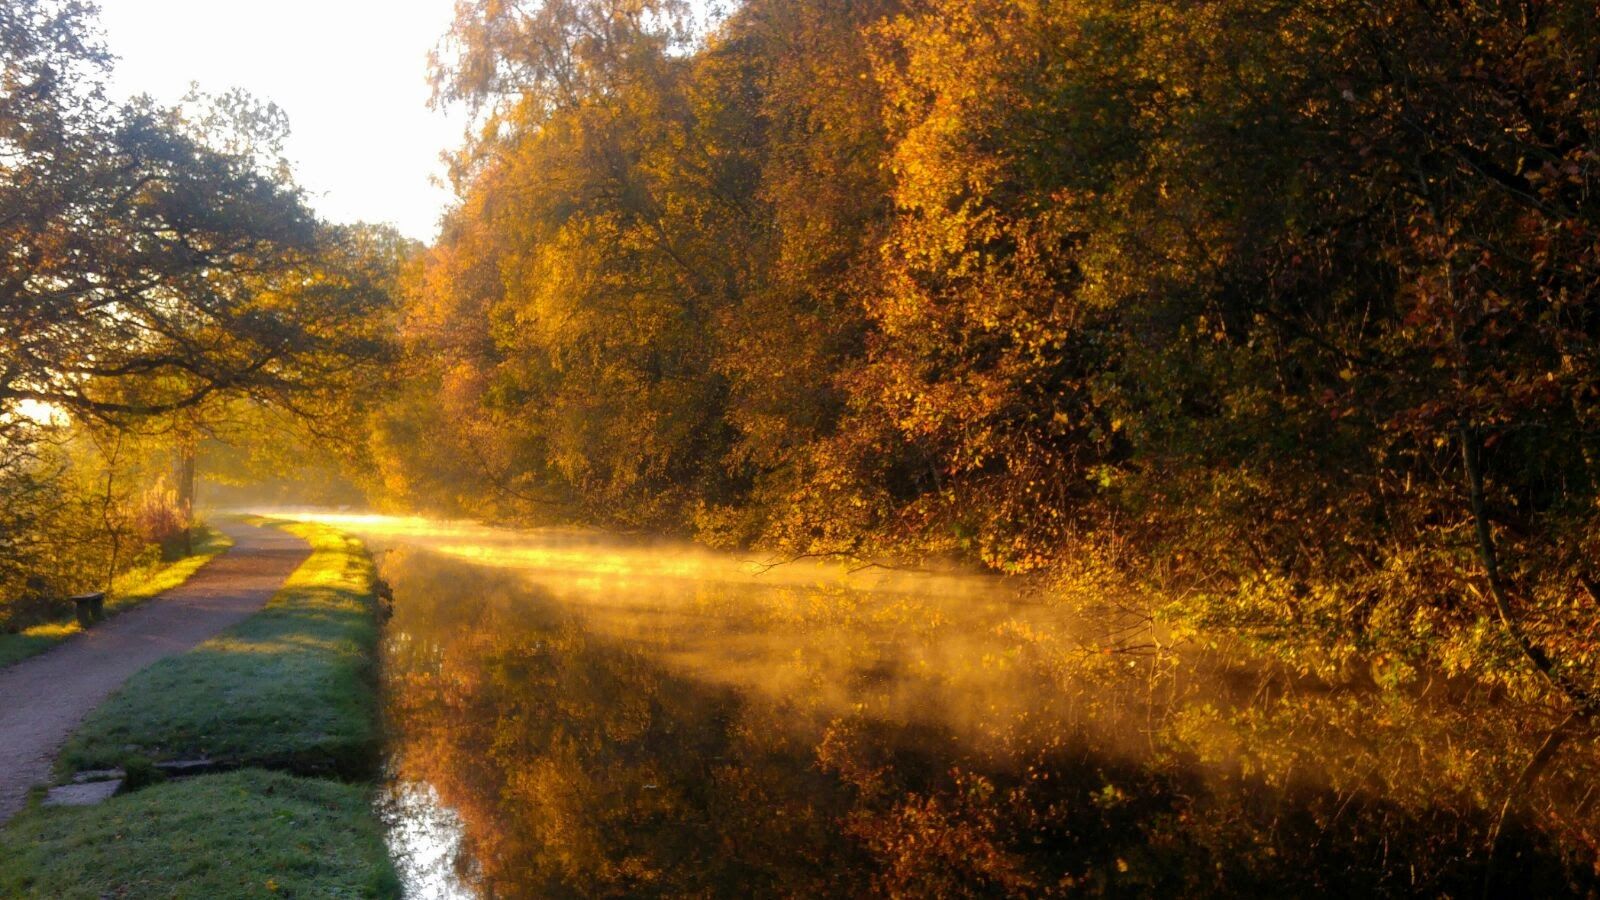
xmin=0 ymin=769 xmax=398 ymax=899
xmin=59 ymin=522 xmax=384 ymax=779
xmin=0 ymin=521 xmax=398 ymax=897
xmin=0 ymin=525 xmax=234 ymax=670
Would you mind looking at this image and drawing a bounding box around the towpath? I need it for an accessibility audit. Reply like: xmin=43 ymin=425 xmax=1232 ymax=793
xmin=0 ymin=521 xmax=308 ymax=822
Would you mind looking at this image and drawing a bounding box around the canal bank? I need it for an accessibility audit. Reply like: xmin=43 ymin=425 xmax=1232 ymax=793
xmin=0 ymin=520 xmax=398 ymax=898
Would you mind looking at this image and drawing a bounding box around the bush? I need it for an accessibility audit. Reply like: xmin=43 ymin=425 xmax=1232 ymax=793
xmin=132 ymin=479 xmax=191 ymax=561
xmin=0 ymin=576 xmax=63 ymax=633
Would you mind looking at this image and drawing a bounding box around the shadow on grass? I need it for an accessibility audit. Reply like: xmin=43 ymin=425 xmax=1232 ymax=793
xmin=57 ymin=523 xmax=384 ymax=782
xmin=0 ymin=769 xmax=398 ymax=899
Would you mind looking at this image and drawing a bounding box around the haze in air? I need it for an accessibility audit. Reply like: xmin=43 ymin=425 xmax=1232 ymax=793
xmin=2 ymin=1 xmax=1599 ymax=897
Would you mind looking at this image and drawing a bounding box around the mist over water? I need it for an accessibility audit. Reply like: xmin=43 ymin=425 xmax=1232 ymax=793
xmin=276 ymin=511 xmax=1138 ymax=757
xmin=268 ymin=511 xmax=1600 ymax=897
xmin=251 ymin=510 xmax=1004 ymax=596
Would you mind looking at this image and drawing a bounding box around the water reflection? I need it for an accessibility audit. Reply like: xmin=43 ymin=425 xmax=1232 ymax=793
xmin=290 ymin=514 xmax=1599 ymax=897
xmin=380 ymin=780 xmax=476 ymax=899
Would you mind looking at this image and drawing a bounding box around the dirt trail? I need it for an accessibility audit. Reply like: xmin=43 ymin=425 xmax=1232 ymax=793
xmin=0 ymin=521 xmax=309 ymax=823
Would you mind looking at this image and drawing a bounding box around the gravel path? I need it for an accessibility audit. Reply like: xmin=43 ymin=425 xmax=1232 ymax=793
xmin=0 ymin=521 xmax=309 ymax=822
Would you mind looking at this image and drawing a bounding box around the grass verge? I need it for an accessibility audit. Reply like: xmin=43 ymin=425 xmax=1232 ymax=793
xmin=59 ymin=521 xmax=383 ymax=779
xmin=0 ymin=520 xmax=397 ymax=898
xmin=0 ymin=769 xmax=398 ymax=899
xmin=0 ymin=524 xmax=234 ymax=670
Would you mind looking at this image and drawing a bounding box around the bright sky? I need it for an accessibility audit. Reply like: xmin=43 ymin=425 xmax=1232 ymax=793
xmin=98 ymin=0 xmax=466 ymax=242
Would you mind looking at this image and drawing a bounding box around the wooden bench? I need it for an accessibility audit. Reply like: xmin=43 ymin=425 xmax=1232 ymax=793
xmin=72 ymin=592 xmax=107 ymax=626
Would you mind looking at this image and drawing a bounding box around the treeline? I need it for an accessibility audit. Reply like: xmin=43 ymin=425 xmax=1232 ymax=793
xmin=388 ymin=0 xmax=1600 ymax=706
xmin=0 ymin=1 xmax=396 ymax=625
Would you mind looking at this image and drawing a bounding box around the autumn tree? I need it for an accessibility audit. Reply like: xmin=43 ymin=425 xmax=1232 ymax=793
xmin=2 ymin=0 xmax=397 ymax=603
xmin=393 ymin=0 xmax=1600 ymax=712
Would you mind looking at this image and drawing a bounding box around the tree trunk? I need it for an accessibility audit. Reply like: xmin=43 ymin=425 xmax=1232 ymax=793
xmin=1459 ymin=425 xmax=1597 ymax=715
xmin=175 ymin=442 xmax=198 ymax=555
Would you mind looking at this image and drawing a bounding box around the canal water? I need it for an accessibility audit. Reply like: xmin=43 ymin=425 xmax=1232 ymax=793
xmin=281 ymin=514 xmax=1597 ymax=897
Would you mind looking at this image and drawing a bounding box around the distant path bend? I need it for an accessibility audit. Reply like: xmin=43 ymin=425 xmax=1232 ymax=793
xmin=0 ymin=521 xmax=309 ymax=823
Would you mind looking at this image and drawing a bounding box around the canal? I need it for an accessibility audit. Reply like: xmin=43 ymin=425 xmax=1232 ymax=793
xmin=286 ymin=514 xmax=1596 ymax=897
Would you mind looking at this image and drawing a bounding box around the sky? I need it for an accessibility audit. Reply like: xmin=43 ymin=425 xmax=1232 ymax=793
xmin=98 ymin=0 xmax=467 ymax=242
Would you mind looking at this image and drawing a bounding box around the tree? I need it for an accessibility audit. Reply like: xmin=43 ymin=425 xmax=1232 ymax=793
xmin=2 ymin=1 xmax=392 ymax=427
xmin=2 ymin=0 xmax=397 ymax=601
xmin=392 ymin=0 xmax=1600 ymax=712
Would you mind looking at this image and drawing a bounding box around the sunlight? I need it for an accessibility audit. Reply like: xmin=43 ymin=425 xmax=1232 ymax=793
xmin=6 ymin=0 xmax=1598 ymax=893
xmin=264 ymin=510 xmax=1000 ymax=597
xmin=14 ymin=399 xmax=65 ymax=426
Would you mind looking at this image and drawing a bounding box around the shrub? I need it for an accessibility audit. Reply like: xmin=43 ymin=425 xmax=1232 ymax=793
xmin=132 ymin=479 xmax=191 ymax=561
